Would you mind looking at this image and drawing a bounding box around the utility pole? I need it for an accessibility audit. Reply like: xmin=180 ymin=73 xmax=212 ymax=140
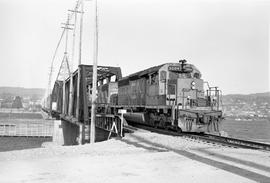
xmin=76 ymin=0 xmax=84 ymax=119
xmin=90 ymin=0 xmax=98 ymax=143
xmin=68 ymin=1 xmax=80 ymax=116
xmin=61 ymin=14 xmax=72 ymax=114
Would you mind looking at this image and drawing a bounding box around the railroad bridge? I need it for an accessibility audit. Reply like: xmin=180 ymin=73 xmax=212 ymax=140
xmin=42 ymin=0 xmax=127 ymax=144
xmin=47 ymin=64 xmax=125 ymax=144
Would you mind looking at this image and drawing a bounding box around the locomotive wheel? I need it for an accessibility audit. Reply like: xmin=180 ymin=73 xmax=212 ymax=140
xmin=149 ymin=118 xmax=155 ymax=126
xmin=176 ymin=127 xmax=182 ymax=133
xmin=154 ymin=121 xmax=159 ymax=128
xmin=159 ymin=114 xmax=166 ymax=128
xmin=164 ymin=125 xmax=169 ymax=130
xmin=149 ymin=113 xmax=155 ymax=126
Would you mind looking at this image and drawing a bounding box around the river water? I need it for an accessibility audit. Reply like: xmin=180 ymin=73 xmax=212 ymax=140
xmin=220 ymin=119 xmax=270 ymax=144
xmin=0 ymin=137 xmax=52 ymax=152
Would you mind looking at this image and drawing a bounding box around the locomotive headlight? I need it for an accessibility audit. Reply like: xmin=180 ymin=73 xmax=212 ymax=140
xmin=191 ymin=81 xmax=196 ymax=90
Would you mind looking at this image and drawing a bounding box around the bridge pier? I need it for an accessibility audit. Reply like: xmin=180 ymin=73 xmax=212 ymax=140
xmin=53 ymin=119 xmax=82 ymax=145
xmin=53 ymin=119 xmax=119 ymax=145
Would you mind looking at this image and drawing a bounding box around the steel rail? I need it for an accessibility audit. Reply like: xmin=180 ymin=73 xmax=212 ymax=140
xmin=203 ymin=133 xmax=270 ymax=151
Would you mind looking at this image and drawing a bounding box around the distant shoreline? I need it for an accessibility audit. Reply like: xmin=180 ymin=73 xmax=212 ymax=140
xmin=224 ymin=117 xmax=269 ymax=122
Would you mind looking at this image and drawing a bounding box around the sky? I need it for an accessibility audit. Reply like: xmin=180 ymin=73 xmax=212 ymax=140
xmin=0 ymin=0 xmax=269 ymax=94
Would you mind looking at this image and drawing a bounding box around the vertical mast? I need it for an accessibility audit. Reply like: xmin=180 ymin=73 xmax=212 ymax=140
xmin=62 ymin=14 xmax=71 ymax=114
xmin=90 ymin=0 xmax=98 ymax=143
xmin=68 ymin=1 xmax=79 ymax=116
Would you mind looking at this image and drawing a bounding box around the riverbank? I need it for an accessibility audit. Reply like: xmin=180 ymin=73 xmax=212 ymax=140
xmin=1 ymin=131 xmax=269 ymax=183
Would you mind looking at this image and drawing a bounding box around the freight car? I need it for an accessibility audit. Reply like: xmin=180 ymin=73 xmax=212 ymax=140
xmin=96 ymin=60 xmax=223 ymax=133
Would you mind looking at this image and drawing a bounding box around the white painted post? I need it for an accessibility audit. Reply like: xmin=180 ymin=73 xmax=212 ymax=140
xmin=121 ymin=113 xmax=123 ymax=137
xmin=118 ymin=109 xmax=126 ymax=137
xmin=90 ymin=0 xmax=99 ymax=144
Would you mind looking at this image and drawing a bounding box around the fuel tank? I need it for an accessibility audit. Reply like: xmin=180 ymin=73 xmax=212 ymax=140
xmin=123 ymin=112 xmax=147 ymax=124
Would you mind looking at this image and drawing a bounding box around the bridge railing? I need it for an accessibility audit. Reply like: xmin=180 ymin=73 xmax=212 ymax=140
xmin=95 ymin=114 xmax=123 ymax=139
xmin=0 ymin=122 xmax=53 ymax=137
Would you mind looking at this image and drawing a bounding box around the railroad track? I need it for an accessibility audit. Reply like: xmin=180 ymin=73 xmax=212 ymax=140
xmin=124 ymin=123 xmax=270 ymax=151
xmin=198 ymin=133 xmax=270 ymax=151
xmin=123 ymin=125 xmax=138 ymax=133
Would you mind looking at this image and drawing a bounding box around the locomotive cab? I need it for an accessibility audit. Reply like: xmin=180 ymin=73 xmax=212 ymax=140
xmin=158 ymin=60 xmax=223 ymax=133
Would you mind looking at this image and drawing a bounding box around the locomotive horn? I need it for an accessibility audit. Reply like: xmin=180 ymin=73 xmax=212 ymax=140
xmin=179 ymin=59 xmax=187 ymax=71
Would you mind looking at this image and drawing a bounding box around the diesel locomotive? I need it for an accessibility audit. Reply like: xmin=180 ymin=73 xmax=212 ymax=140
xmin=95 ymin=60 xmax=223 ymax=133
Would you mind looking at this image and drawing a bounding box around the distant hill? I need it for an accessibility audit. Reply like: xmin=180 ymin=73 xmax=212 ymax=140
xmin=0 ymin=87 xmax=45 ymax=100
xmin=222 ymin=92 xmax=270 ymax=118
xmin=222 ymin=92 xmax=270 ymax=104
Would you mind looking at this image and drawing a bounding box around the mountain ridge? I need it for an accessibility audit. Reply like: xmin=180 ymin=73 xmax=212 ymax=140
xmin=223 ymin=92 xmax=270 ymax=97
xmin=0 ymin=87 xmax=45 ymax=99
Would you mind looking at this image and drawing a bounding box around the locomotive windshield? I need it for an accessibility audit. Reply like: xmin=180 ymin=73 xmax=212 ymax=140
xmin=168 ymin=70 xmax=201 ymax=79
xmin=178 ymin=72 xmax=201 ymax=79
